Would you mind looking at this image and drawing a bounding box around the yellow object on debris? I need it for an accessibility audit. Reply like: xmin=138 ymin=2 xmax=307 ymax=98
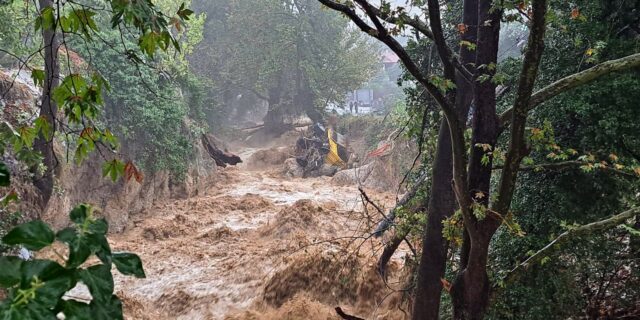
xmin=326 ymin=128 xmax=346 ymax=167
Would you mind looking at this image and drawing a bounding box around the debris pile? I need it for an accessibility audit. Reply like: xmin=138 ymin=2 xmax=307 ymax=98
xmin=286 ymin=123 xmax=350 ymax=178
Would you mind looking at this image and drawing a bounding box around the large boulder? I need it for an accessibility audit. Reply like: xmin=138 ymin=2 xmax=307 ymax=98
xmin=283 ymin=158 xmax=304 ymax=178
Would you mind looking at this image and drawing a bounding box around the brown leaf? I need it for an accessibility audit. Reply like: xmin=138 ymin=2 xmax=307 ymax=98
xmin=570 ymin=8 xmax=580 ymax=19
xmin=124 ymin=161 xmax=136 ymax=182
xmin=80 ymin=127 xmax=94 ymax=139
xmin=518 ymin=2 xmax=526 ymax=11
xmin=441 ymin=278 xmax=452 ymax=292
xmin=457 ymin=23 xmax=467 ymax=34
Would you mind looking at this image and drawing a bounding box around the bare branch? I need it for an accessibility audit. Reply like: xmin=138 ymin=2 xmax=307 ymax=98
xmin=336 ymin=307 xmax=365 ymax=320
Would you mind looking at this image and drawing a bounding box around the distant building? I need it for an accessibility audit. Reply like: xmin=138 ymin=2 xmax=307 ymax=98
xmin=345 ymin=50 xmax=402 ymax=113
xmin=381 ymin=50 xmax=400 ymax=71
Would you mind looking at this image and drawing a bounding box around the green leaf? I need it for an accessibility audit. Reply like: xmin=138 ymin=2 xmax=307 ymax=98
xmin=3 ymin=220 xmax=54 ymax=251
xmin=0 ymin=256 xmax=22 ymax=287
xmin=90 ymin=295 xmax=123 ymax=320
xmin=79 ymin=264 xmax=113 ymax=303
xmin=101 ymin=159 xmax=125 ymax=182
xmin=7 ymin=300 xmax=54 ymax=319
xmin=1 ymin=191 xmax=19 ymax=206
xmin=0 ymin=162 xmax=9 ymax=186
xmin=31 ymin=69 xmax=45 ymax=88
xmin=17 ymin=126 xmax=37 ymax=148
xmin=20 ymin=260 xmax=66 ymax=284
xmin=34 ymin=116 xmax=52 ymax=141
xmin=56 ymin=228 xmax=90 ymax=268
xmin=35 ymin=6 xmax=55 ymax=32
xmin=34 ymin=275 xmax=76 ymax=308
xmin=59 ymin=300 xmax=92 ymax=320
xmin=88 ymin=218 xmax=108 ymax=235
xmin=69 ymin=204 xmax=90 ymax=224
xmin=112 ymin=253 xmax=145 ymax=278
xmin=622 ymin=224 xmax=640 ymax=236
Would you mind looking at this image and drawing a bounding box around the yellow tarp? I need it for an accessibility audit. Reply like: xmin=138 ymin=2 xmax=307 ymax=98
xmin=326 ymin=128 xmax=346 ymax=167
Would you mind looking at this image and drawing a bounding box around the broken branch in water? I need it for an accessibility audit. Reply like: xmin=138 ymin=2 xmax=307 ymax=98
xmin=335 ymin=306 xmax=365 ymax=320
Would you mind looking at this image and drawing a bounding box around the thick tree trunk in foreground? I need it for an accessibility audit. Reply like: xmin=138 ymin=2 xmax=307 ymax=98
xmin=451 ymin=1 xmax=501 ymax=318
xmin=412 ymin=120 xmax=457 ymax=320
xmin=412 ymin=0 xmax=477 ymax=318
xmin=33 ymin=0 xmax=59 ymax=206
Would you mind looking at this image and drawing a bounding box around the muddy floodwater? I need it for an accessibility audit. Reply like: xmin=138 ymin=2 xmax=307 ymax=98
xmin=103 ymin=148 xmax=408 ymax=319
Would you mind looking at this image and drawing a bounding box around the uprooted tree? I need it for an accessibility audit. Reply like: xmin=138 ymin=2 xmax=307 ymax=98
xmin=317 ymin=0 xmax=640 ymax=319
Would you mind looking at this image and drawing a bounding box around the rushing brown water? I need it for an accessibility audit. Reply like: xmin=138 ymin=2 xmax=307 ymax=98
xmin=105 ymin=149 xmax=408 ymax=319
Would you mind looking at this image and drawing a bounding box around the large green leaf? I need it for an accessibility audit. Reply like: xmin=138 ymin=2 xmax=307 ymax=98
xmin=87 ymin=232 xmax=112 ymax=265
xmin=59 ymin=300 xmax=92 ymax=320
xmin=3 ymin=220 xmax=54 ymax=251
xmin=79 ymin=264 xmax=113 ymax=303
xmin=112 ymin=253 xmax=145 ymax=278
xmin=0 ymin=256 xmax=22 ymax=287
xmin=56 ymin=228 xmax=91 ymax=268
xmin=0 ymin=162 xmax=9 ymax=186
xmin=69 ymin=205 xmax=90 ymax=224
xmin=88 ymin=218 xmax=108 ymax=235
xmin=6 ymin=300 xmax=56 ymax=320
xmin=34 ymin=275 xmax=76 ymax=309
xmin=90 ymin=295 xmax=123 ymax=320
xmin=20 ymin=260 xmax=66 ymax=285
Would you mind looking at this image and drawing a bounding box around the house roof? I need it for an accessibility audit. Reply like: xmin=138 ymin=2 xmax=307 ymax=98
xmin=381 ymin=50 xmax=399 ymax=64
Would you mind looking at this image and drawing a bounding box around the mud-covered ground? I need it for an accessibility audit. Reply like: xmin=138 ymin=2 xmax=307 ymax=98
xmin=109 ymin=150 xmax=410 ymax=319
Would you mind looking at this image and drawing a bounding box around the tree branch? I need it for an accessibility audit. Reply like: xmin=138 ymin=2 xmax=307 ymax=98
xmin=367 ymin=5 xmax=473 ymax=82
xmin=426 ymin=0 xmax=455 ymax=80
xmin=503 ymin=206 xmax=640 ymax=285
xmin=368 ymin=6 xmax=434 ymax=39
xmin=373 ymin=172 xmax=429 ymax=237
xmin=493 ymin=160 xmax=637 ymax=179
xmin=317 ymin=0 xmax=455 ymax=117
xmin=493 ymin=0 xmax=547 ymax=215
xmin=500 ymin=52 xmax=640 ymax=127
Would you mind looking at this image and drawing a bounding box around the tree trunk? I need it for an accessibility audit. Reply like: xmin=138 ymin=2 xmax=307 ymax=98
xmin=412 ymin=120 xmax=457 ymax=320
xmin=262 ymin=80 xmax=290 ymax=135
xmin=411 ymin=1 xmax=478 ymax=319
xmin=297 ymin=78 xmax=323 ymax=125
xmin=33 ymin=0 xmax=59 ymax=206
xmin=451 ymin=1 xmax=501 ymax=319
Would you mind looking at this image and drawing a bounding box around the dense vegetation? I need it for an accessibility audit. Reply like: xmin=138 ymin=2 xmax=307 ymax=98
xmin=319 ymin=0 xmax=639 ymax=319
xmin=0 ymin=0 xmax=639 ymax=319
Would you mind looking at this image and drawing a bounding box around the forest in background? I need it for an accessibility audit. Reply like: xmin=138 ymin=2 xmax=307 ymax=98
xmin=0 ymin=0 xmax=639 ymax=319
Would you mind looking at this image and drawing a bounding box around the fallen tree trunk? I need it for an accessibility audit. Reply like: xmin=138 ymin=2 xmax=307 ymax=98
xmin=239 ymin=121 xmax=313 ymax=132
xmin=201 ymin=134 xmax=242 ymax=167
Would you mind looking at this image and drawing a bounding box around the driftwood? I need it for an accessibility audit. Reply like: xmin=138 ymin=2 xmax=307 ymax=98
xmin=335 ymin=307 xmax=365 ymax=320
xmin=201 ymin=134 xmax=242 ymax=167
xmin=239 ymin=121 xmax=313 ymax=131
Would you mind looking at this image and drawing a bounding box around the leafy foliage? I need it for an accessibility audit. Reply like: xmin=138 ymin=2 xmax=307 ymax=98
xmin=191 ymin=0 xmax=378 ymax=125
xmin=0 ymin=202 xmax=144 ymax=319
xmin=0 ymin=159 xmax=144 ymax=317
